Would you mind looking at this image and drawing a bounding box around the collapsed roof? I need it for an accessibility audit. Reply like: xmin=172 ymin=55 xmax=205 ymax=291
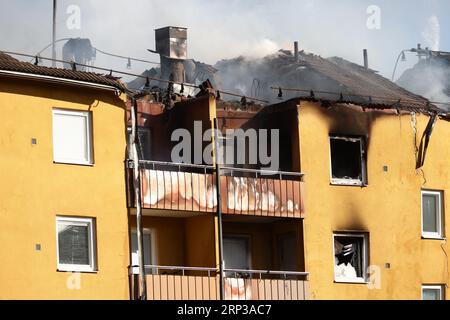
xmin=127 ymin=59 xmax=218 ymax=91
xmin=213 ymin=50 xmax=438 ymax=114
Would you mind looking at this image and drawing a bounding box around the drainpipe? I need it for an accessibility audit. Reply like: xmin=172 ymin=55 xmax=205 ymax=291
xmin=130 ymin=97 xmax=147 ymax=300
xmin=213 ymin=118 xmax=225 ymax=300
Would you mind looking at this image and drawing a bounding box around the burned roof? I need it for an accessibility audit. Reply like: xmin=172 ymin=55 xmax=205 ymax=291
xmin=213 ymin=50 xmax=439 ymax=115
xmin=306 ymin=54 xmax=437 ymax=112
xmin=0 ymin=52 xmax=126 ymax=91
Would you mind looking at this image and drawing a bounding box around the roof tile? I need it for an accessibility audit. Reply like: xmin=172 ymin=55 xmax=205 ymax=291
xmin=0 ymin=52 xmax=126 ymax=91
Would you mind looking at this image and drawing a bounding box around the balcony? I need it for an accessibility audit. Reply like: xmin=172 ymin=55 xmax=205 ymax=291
xmin=135 ymin=161 xmax=217 ymax=213
xmin=127 ymin=161 xmax=305 ymax=218
xmin=223 ymin=269 xmax=309 ymax=300
xmin=220 ymin=167 xmax=305 ymax=218
xmin=130 ymin=266 xmax=309 ymax=300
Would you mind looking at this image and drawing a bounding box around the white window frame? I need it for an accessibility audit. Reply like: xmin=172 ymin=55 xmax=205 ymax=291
xmin=131 ymin=228 xmax=157 ymax=274
xmin=421 ymin=190 xmax=444 ymax=239
xmin=422 ymin=285 xmax=445 ymax=300
xmin=329 ymin=136 xmax=367 ymax=186
xmin=52 ymin=109 xmax=93 ymax=165
xmin=333 ymin=232 xmax=369 ymax=284
xmin=56 ymin=216 xmax=96 ymax=272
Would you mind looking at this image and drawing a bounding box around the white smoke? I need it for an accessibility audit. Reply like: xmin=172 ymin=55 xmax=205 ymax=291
xmin=0 ymin=1 xmax=447 ymax=83
xmin=422 ymin=15 xmax=440 ymax=51
xmin=242 ymin=39 xmax=279 ymax=59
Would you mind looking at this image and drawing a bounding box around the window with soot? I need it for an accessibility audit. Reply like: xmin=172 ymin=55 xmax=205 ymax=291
xmin=330 ymin=136 xmax=366 ymax=185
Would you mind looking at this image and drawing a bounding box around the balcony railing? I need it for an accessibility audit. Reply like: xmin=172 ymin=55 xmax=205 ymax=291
xmin=132 ymin=160 xmax=217 ymax=213
xmin=223 ymin=268 xmax=309 ymax=300
xmin=128 ymin=160 xmax=305 ymax=218
xmin=143 ymin=265 xmax=219 ymax=300
xmin=130 ymin=265 xmax=309 ymax=300
xmin=220 ymin=167 xmax=305 ymax=218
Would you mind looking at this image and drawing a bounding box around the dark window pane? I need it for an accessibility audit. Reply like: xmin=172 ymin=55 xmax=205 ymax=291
xmin=127 ymin=127 xmax=152 ymax=160
xmin=224 ymin=237 xmax=249 ymax=270
xmin=58 ymin=223 xmax=90 ymax=265
xmin=330 ymin=138 xmax=362 ymax=180
xmin=137 ymin=128 xmax=151 ymax=160
xmin=423 ymin=289 xmax=441 ymax=300
xmin=422 ymin=194 xmax=438 ymax=233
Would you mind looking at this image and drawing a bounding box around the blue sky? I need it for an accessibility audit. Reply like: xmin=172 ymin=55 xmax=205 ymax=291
xmin=0 ymin=0 xmax=448 ymax=81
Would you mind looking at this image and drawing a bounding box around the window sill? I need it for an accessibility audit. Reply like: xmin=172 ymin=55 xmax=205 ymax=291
xmin=334 ymin=279 xmax=369 ymax=285
xmin=57 ymin=269 xmax=98 ymax=274
xmin=330 ymin=181 xmax=368 ymax=187
xmin=53 ymin=161 xmax=94 ymax=167
xmin=421 ymin=235 xmax=446 ymax=241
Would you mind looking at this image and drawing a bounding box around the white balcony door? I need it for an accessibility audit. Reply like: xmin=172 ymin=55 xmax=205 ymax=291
xmin=131 ymin=229 xmax=155 ymax=274
xmin=223 ymin=236 xmax=251 ymax=271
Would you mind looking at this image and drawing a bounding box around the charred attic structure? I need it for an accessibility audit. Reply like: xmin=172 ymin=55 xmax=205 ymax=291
xmin=125 ymin=34 xmax=450 ymax=300
xmin=126 ymin=90 xmax=307 ymax=300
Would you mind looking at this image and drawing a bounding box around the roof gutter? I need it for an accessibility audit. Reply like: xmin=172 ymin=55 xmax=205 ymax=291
xmin=0 ymin=69 xmax=123 ymax=94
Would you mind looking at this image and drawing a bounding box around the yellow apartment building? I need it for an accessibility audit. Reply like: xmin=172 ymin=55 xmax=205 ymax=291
xmin=0 ymin=52 xmax=130 ymax=299
xmin=1 ymin=47 xmax=449 ymax=300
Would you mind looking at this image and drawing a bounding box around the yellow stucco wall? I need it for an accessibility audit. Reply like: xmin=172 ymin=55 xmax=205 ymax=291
xmin=185 ymin=215 xmax=216 ymax=268
xmin=133 ymin=214 xmax=216 ymax=268
xmin=299 ymin=101 xmax=450 ymax=299
xmin=0 ymin=78 xmax=129 ymax=299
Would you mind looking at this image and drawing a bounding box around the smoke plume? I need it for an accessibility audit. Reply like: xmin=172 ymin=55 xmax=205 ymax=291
xmin=422 ymin=15 xmax=440 ymax=51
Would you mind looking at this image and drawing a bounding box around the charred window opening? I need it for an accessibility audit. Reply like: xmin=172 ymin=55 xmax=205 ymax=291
xmin=333 ymin=233 xmax=368 ymax=283
xmin=330 ymin=136 xmax=366 ymax=185
xmin=127 ymin=126 xmax=152 ymax=160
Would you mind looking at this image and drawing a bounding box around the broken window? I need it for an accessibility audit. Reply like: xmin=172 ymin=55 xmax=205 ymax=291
xmin=333 ymin=232 xmax=368 ymax=283
xmin=330 ymin=136 xmax=366 ymax=185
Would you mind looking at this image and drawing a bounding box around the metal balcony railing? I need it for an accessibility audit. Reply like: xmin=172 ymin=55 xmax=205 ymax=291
xmin=129 ymin=265 xmax=309 ymax=300
xmin=223 ymin=268 xmax=309 ymax=300
xmin=127 ymin=160 xmax=305 ymax=218
xmin=220 ymin=166 xmax=305 ymax=217
xmin=135 ymin=160 xmax=217 ymax=212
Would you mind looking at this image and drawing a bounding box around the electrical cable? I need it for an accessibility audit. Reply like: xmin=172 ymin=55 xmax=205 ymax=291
xmin=93 ymin=47 xmax=160 ymax=65
xmin=29 ymin=38 xmax=160 ymax=65
xmin=1 ymin=50 xmax=268 ymax=103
